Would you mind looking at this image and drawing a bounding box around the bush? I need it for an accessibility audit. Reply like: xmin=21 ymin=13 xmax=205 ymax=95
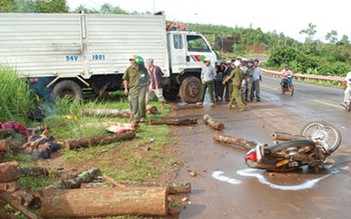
xmin=0 ymin=65 xmax=35 ymax=123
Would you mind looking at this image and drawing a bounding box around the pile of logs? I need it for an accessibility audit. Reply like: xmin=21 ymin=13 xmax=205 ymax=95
xmin=0 ymin=164 xmax=191 ymax=218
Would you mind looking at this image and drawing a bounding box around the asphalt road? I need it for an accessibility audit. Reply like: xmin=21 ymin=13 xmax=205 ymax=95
xmin=173 ymin=76 xmax=351 ymax=219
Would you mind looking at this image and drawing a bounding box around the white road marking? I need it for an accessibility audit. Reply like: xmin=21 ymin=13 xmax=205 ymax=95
xmin=211 ymin=168 xmax=339 ymax=191
xmin=261 ymin=84 xmax=278 ymax=90
xmin=211 ymin=171 xmax=242 ymax=185
xmin=313 ymin=99 xmax=344 ymax=109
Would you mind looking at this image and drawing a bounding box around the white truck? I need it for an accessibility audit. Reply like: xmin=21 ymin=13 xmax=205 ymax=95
xmin=0 ymin=12 xmax=217 ymax=103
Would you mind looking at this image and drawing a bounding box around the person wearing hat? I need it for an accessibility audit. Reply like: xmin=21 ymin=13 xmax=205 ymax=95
xmin=123 ymin=55 xmax=150 ymax=123
xmin=123 ymin=55 xmax=137 ymax=121
xmin=223 ymin=60 xmax=247 ymax=111
xmin=197 ymin=58 xmax=215 ymax=106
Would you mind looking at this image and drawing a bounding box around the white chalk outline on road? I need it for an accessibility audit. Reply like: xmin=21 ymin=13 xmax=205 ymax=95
xmin=212 ymin=168 xmax=339 ymax=191
xmin=312 ymin=99 xmax=344 ymax=109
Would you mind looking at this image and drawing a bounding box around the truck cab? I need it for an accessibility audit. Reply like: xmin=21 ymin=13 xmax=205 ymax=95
xmin=167 ymin=31 xmax=217 ymax=103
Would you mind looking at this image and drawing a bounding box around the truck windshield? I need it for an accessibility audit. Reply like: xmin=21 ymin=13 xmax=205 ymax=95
xmin=187 ymin=35 xmax=211 ymax=52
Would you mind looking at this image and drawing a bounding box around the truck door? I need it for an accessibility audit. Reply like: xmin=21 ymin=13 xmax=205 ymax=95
xmin=169 ymin=33 xmax=186 ymax=74
xmin=185 ymin=34 xmax=216 ymax=67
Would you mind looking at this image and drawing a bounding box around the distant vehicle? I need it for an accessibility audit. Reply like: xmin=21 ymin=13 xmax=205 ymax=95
xmin=281 ymin=75 xmax=294 ymax=96
xmin=0 ymin=12 xmax=217 ymax=103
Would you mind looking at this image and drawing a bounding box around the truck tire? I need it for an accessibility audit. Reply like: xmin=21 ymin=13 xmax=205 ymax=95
xmin=179 ymin=76 xmax=201 ymax=103
xmin=51 ymin=80 xmax=83 ymax=102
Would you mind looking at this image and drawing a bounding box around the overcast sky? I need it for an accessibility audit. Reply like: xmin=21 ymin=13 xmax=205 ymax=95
xmin=67 ymin=0 xmax=350 ymax=42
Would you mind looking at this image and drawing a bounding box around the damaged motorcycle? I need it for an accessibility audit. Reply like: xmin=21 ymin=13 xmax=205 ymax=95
xmin=245 ymin=121 xmax=342 ymax=172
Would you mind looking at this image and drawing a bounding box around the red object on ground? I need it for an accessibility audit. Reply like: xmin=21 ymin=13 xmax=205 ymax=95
xmin=0 ymin=121 xmax=30 ymax=138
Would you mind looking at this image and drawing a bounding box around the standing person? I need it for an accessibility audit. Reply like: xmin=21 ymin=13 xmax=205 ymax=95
xmin=245 ymin=59 xmax=254 ymax=102
xmin=123 ymin=55 xmax=149 ymax=123
xmin=223 ymin=60 xmax=246 ymax=111
xmin=250 ymin=59 xmax=262 ymax=102
xmin=123 ymin=55 xmax=137 ymax=121
xmin=240 ymin=58 xmax=249 ymax=104
xmin=343 ymin=71 xmax=351 ymax=106
xmin=146 ymin=58 xmax=165 ymax=109
xmin=197 ymin=58 xmax=215 ymax=106
xmin=223 ymin=59 xmax=234 ymax=101
xmin=214 ymin=61 xmax=226 ymax=102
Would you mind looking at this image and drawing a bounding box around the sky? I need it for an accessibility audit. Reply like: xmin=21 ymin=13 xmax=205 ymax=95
xmin=67 ymin=0 xmax=350 ymax=42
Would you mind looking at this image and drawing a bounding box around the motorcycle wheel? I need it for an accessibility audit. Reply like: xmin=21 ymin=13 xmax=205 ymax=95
xmin=300 ymin=121 xmax=342 ymax=153
xmin=289 ymin=85 xmax=294 ymax=96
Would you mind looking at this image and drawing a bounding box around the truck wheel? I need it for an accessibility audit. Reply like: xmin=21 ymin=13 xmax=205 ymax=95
xmin=51 ymin=80 xmax=83 ymax=102
xmin=179 ymin=76 xmax=201 ymax=103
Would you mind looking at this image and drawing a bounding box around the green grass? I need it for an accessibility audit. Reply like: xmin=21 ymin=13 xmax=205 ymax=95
xmin=0 ymin=65 xmax=35 ymax=124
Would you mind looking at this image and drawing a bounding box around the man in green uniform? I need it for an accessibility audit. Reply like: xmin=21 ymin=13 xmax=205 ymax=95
xmin=223 ymin=60 xmax=247 ymax=111
xmin=123 ymin=55 xmax=150 ymax=123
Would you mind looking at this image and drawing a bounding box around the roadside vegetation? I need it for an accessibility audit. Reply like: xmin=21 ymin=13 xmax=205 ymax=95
xmin=0 ymin=66 xmax=179 ymax=218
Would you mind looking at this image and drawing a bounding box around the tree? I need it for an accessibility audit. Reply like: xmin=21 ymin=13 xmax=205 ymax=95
xmin=325 ymin=30 xmax=338 ymax=44
xmin=299 ymin=23 xmax=317 ymax=43
xmin=0 ymin=0 xmax=68 ymax=13
xmin=100 ymin=3 xmax=127 ymax=14
xmin=337 ymin=35 xmax=350 ymax=46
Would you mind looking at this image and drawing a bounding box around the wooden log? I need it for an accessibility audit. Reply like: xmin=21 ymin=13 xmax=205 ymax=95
xmin=0 ymin=162 xmax=50 ymax=183
xmin=54 ymin=168 xmax=101 ymax=189
xmin=80 ymin=182 xmax=191 ymax=194
xmin=82 ymin=108 xmax=130 ymax=118
xmin=64 ymin=131 xmax=135 ymax=150
xmin=0 ymin=129 xmax=15 ymax=138
xmin=40 ymin=187 xmax=168 ymax=218
xmin=203 ymin=114 xmax=225 ymax=131
xmin=271 ymin=131 xmax=306 ymax=141
xmin=146 ymin=105 xmax=158 ymax=115
xmin=0 ymin=192 xmax=39 ymax=219
xmin=149 ymin=118 xmax=197 ymax=125
xmin=213 ymin=133 xmax=256 ymax=150
xmin=0 ymin=140 xmax=10 ymax=151
xmin=0 ymin=162 xmax=20 ymax=183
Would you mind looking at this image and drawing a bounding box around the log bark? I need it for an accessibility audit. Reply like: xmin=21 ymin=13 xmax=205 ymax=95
xmin=203 ymin=114 xmax=225 ymax=131
xmin=0 ymin=162 xmax=49 ymax=183
xmin=64 ymin=131 xmax=135 ymax=150
xmin=213 ymin=133 xmax=256 ymax=150
xmin=83 ymin=106 xmax=158 ymax=118
xmin=271 ymin=131 xmax=306 ymax=141
xmin=149 ymin=118 xmax=197 ymax=125
xmin=0 ymin=140 xmax=10 ymax=151
xmin=40 ymin=187 xmax=168 ymax=218
xmin=54 ymin=168 xmax=101 ymax=189
xmin=80 ymin=182 xmax=191 ymax=194
xmin=82 ymin=108 xmax=130 ymax=118
xmin=0 ymin=192 xmax=39 ymax=219
xmin=0 ymin=129 xmax=15 ymax=138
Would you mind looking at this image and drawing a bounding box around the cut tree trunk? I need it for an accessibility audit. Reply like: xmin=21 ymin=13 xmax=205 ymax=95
xmin=213 ymin=133 xmax=256 ymax=150
xmin=0 ymin=140 xmax=10 ymax=151
xmin=149 ymin=118 xmax=197 ymax=125
xmin=146 ymin=105 xmax=158 ymax=115
xmin=64 ymin=131 xmax=135 ymax=150
xmin=82 ymin=108 xmax=130 ymax=118
xmin=80 ymin=181 xmax=191 ymax=195
xmin=0 ymin=162 xmax=49 ymax=183
xmin=82 ymin=106 xmax=158 ymax=118
xmin=40 ymin=187 xmax=168 ymax=218
xmin=54 ymin=168 xmax=101 ymax=189
xmin=271 ymin=131 xmax=306 ymax=141
xmin=203 ymin=114 xmax=225 ymax=131
xmin=0 ymin=192 xmax=39 ymax=219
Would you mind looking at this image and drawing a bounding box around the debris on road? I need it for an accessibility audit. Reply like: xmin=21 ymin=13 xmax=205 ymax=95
xmin=149 ymin=117 xmax=198 ymax=125
xmin=213 ymin=133 xmax=256 ymax=150
xmin=203 ymin=114 xmax=225 ymax=131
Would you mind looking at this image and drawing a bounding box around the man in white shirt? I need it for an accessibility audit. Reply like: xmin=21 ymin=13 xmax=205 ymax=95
xmin=343 ymin=71 xmax=351 ymax=106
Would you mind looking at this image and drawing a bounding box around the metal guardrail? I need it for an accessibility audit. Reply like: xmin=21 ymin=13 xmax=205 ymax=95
xmin=262 ymin=68 xmax=345 ymax=86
